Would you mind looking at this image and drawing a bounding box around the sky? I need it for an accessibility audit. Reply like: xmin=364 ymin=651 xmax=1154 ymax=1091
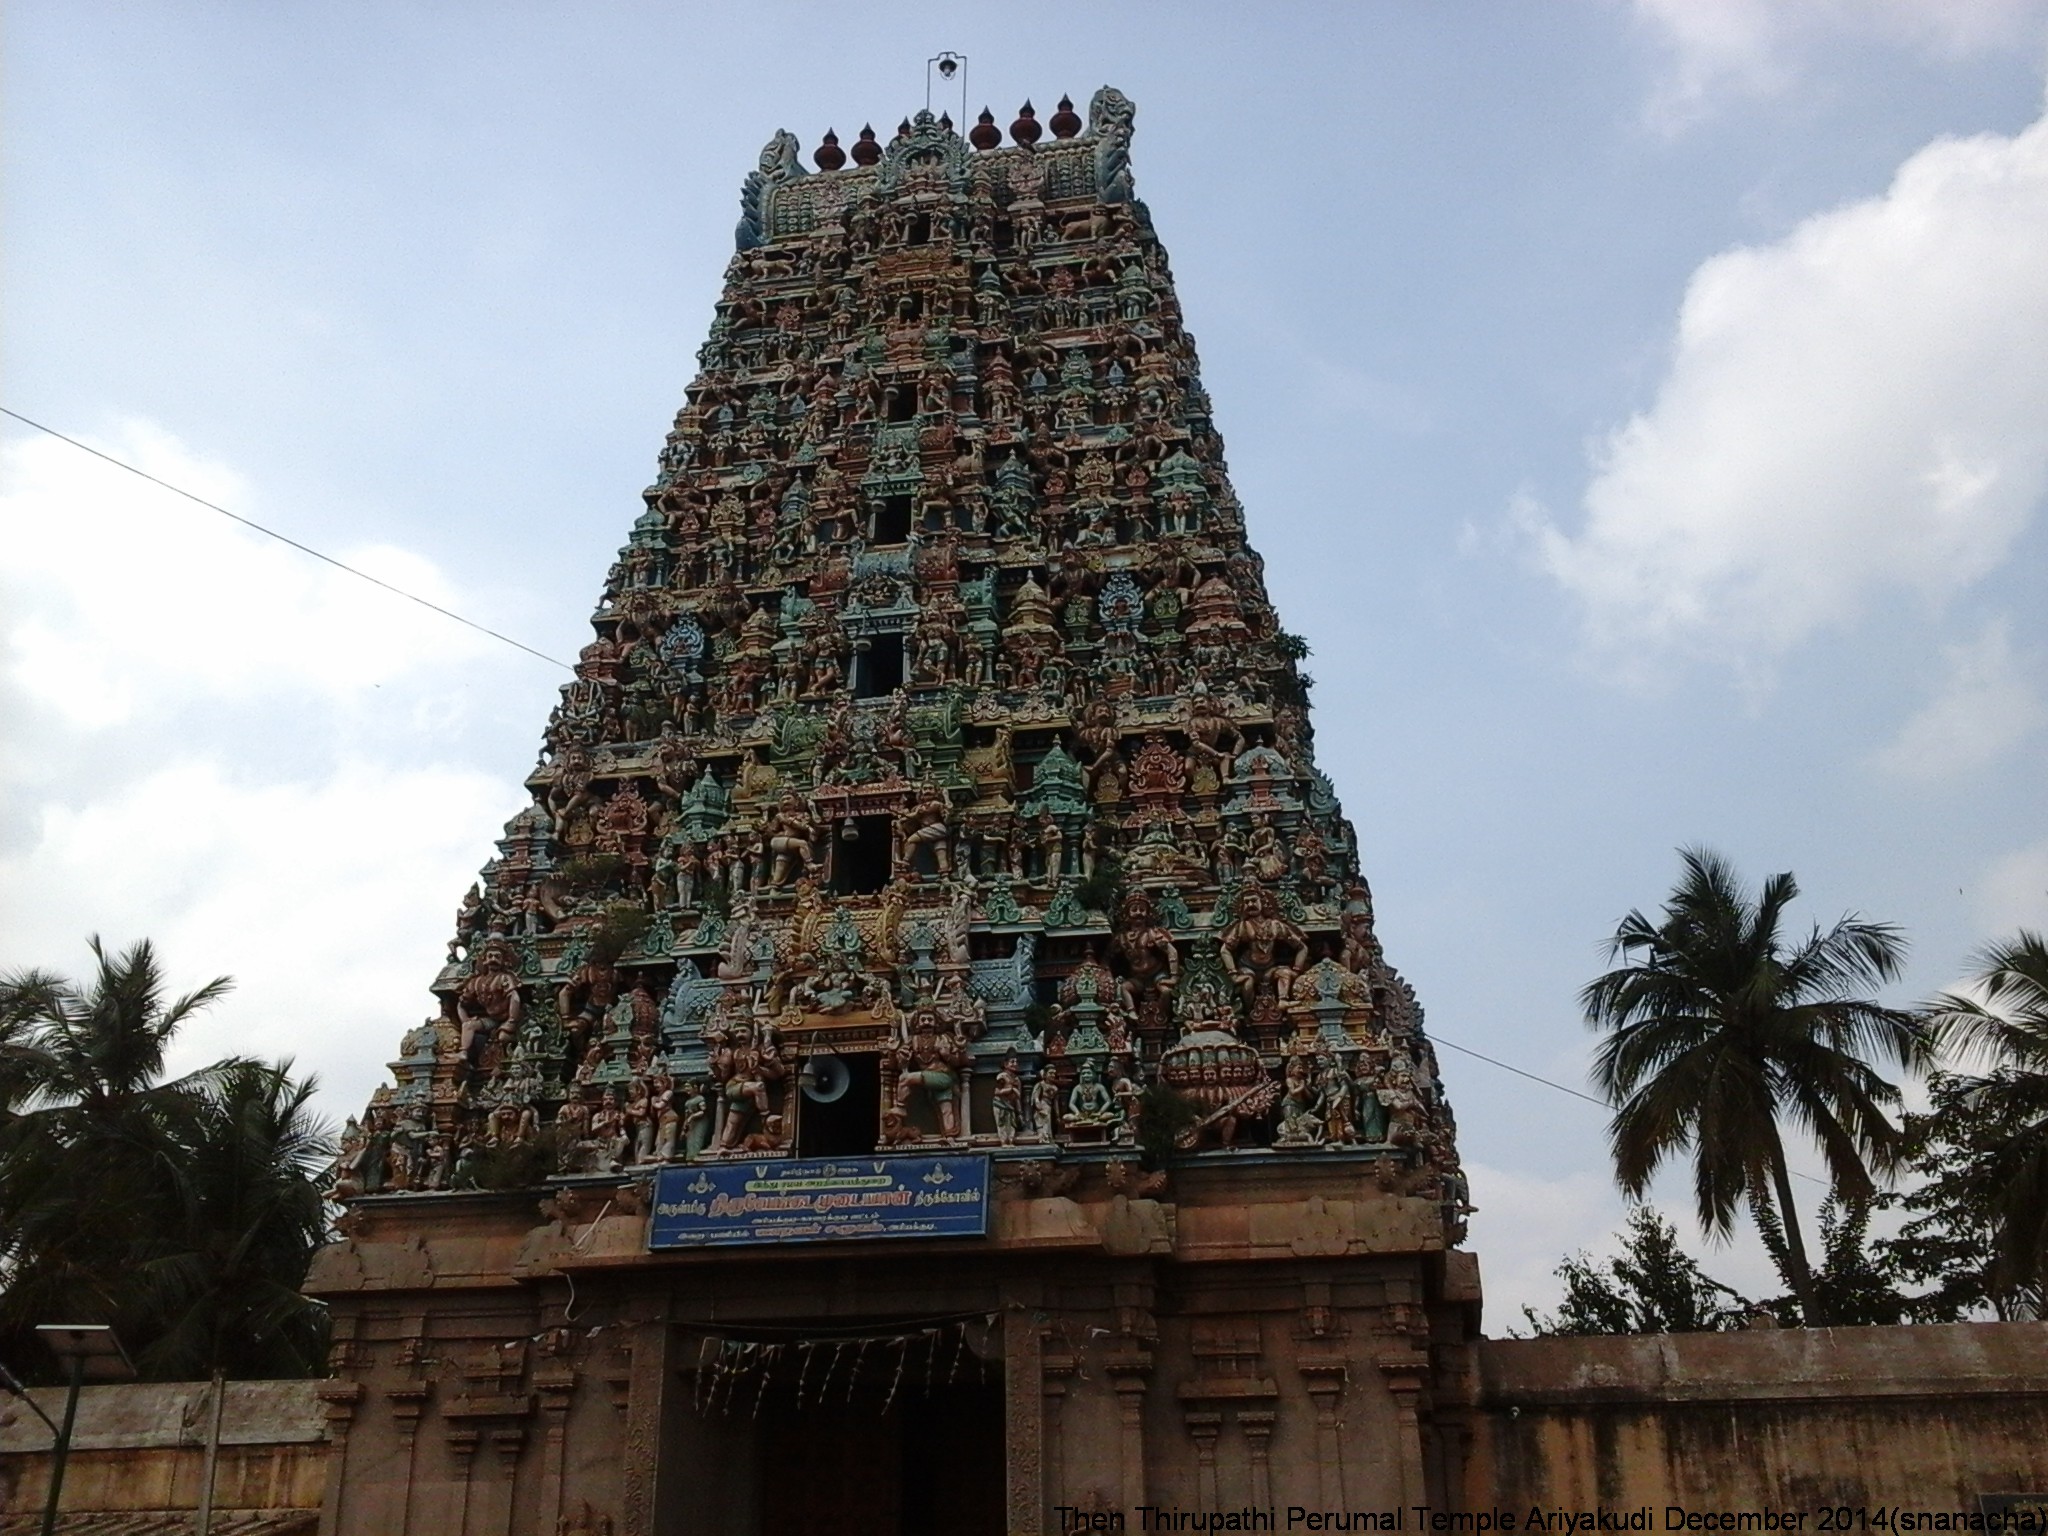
xmin=5 ymin=0 xmax=2047 ymax=1328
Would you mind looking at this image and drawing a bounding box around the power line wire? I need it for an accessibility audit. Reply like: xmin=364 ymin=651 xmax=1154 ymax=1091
xmin=0 ymin=406 xmax=573 ymax=671
xmin=0 ymin=410 xmax=1843 ymax=1196
xmin=1429 ymin=1029 xmax=1829 ymax=1188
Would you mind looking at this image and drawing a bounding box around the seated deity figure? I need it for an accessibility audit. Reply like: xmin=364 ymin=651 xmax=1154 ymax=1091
xmin=1220 ymin=886 xmax=1309 ymax=1006
xmin=456 ymin=938 xmax=524 ymax=1071
xmin=762 ymin=791 xmax=818 ymax=887
xmin=1245 ymin=812 xmax=1289 ymax=885
xmin=889 ymin=1007 xmax=970 ymax=1139
xmin=711 ymin=1023 xmax=787 ymax=1150
xmin=1065 ymin=1059 xmax=1121 ymax=1131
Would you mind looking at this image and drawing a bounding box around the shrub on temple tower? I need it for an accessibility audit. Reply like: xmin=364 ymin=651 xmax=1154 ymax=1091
xmin=336 ymin=89 xmax=1465 ymax=1236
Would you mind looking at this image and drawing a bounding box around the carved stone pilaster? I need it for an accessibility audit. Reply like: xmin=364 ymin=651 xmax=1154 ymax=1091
xmin=1104 ymin=1347 xmax=1153 ymax=1510
xmin=619 ymin=1317 xmax=672 ymax=1536
xmin=536 ymin=1370 xmax=579 ymax=1532
xmin=1238 ymin=1408 xmax=1276 ymax=1507
xmin=315 ymin=1381 xmax=363 ymax=1536
xmin=1376 ymin=1348 xmax=1432 ymax=1505
xmin=1183 ymin=1410 xmax=1223 ymax=1507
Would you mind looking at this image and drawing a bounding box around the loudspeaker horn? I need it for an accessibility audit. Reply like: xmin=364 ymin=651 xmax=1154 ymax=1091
xmin=799 ymin=1052 xmax=851 ymax=1104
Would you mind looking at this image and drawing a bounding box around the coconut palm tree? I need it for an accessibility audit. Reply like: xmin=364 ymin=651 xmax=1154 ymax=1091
xmin=0 ymin=938 xmax=332 ymax=1380
xmin=1922 ymin=931 xmax=2048 ymax=1312
xmin=1581 ymin=849 xmax=1927 ymax=1325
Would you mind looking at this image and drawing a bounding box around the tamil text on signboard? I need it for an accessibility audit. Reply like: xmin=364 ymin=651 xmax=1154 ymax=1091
xmin=648 ymin=1154 xmax=991 ymax=1249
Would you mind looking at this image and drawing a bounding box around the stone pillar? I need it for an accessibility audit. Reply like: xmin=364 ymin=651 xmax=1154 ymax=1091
xmin=1001 ymin=1282 xmax=1046 ymax=1536
xmin=620 ymin=1317 xmax=673 ymax=1536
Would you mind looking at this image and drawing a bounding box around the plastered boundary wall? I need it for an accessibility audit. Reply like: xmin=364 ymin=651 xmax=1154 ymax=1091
xmin=1465 ymin=1324 xmax=2048 ymax=1512
xmin=3 ymin=1325 xmax=2044 ymax=1525
xmin=0 ymin=1379 xmax=325 ymax=1525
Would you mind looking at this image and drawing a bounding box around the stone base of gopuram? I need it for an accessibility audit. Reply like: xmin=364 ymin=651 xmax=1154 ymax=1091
xmin=306 ymin=1150 xmax=1483 ymax=1536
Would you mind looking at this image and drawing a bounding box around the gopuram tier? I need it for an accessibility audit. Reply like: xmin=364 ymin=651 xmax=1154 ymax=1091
xmin=312 ymin=89 xmax=1482 ymax=1536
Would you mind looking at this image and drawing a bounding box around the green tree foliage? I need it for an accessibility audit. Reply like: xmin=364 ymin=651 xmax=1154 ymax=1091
xmin=1912 ymin=932 xmax=2048 ymax=1315
xmin=1581 ymin=849 xmax=1927 ymax=1326
xmin=1520 ymin=1207 xmax=1749 ymax=1336
xmin=0 ymin=939 xmax=334 ymax=1382
xmin=1874 ymin=1071 xmax=2039 ymax=1320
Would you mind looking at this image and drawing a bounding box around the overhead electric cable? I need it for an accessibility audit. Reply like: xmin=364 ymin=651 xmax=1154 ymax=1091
xmin=1428 ymin=1029 xmax=1828 ymax=1188
xmin=0 ymin=406 xmax=573 ymax=671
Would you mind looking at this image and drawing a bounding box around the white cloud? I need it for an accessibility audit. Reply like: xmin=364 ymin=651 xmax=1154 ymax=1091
xmin=1464 ymin=1163 xmax=1620 ymax=1328
xmin=1535 ymin=97 xmax=2048 ymax=671
xmin=0 ymin=422 xmax=487 ymax=728
xmin=1873 ymin=618 xmax=2044 ymax=778
xmin=1631 ymin=0 xmax=2048 ymax=131
xmin=0 ymin=420 xmax=532 ymax=1124
xmin=0 ymin=758 xmax=515 ymax=1117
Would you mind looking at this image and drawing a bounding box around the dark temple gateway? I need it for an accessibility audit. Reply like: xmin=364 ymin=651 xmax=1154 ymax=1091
xmin=310 ymin=89 xmax=1481 ymax=1536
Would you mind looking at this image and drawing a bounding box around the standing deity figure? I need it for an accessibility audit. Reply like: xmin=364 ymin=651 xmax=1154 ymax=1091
xmin=588 ymin=1089 xmax=628 ymax=1172
xmin=762 ymin=791 xmax=819 ymax=887
xmin=711 ymin=1023 xmax=787 ymax=1150
xmin=992 ymin=1055 xmax=1025 ymax=1144
xmin=1029 ymin=1068 xmax=1061 ymax=1142
xmin=1108 ymin=1057 xmax=1143 ymax=1145
xmin=893 ymin=786 xmax=954 ymax=878
xmin=1318 ymin=1053 xmax=1360 ymax=1145
xmin=649 ymin=1071 xmax=681 ymax=1161
xmin=1378 ymin=1067 xmax=1424 ymax=1149
xmin=888 ymin=1007 xmax=970 ymax=1140
xmin=1274 ymin=1054 xmax=1325 ymax=1146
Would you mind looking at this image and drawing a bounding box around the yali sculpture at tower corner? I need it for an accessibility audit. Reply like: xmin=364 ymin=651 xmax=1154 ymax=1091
xmin=332 ymin=88 xmax=1467 ymax=1232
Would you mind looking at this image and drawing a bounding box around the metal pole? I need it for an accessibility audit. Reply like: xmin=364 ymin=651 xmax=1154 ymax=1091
xmin=38 ymin=1353 xmax=85 ymax=1536
xmin=196 ymin=1367 xmax=226 ymax=1536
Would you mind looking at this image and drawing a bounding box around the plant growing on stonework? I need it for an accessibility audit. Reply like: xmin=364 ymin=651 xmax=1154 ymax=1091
xmin=0 ymin=939 xmax=334 ymax=1382
xmin=1519 ymin=1206 xmax=1750 ymax=1336
xmin=1134 ymin=1083 xmax=1202 ymax=1171
xmin=1580 ymin=849 xmax=1927 ymax=1327
xmin=557 ymin=853 xmax=629 ymax=894
xmin=589 ymin=901 xmax=653 ymax=965
xmin=1073 ymin=858 xmax=1124 ymax=920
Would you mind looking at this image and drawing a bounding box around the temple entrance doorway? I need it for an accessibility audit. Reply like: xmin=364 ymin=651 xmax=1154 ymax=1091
xmin=679 ymin=1324 xmax=1005 ymax=1536
xmin=759 ymin=1375 xmax=1003 ymax=1536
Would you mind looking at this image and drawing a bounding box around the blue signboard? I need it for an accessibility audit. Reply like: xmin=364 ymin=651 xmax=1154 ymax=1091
xmin=647 ymin=1154 xmax=991 ymax=1250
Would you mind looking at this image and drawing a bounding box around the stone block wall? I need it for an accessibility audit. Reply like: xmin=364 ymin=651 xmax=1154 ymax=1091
xmin=0 ymin=1379 xmax=326 ymax=1531
xmin=1465 ymin=1323 xmax=2048 ymax=1512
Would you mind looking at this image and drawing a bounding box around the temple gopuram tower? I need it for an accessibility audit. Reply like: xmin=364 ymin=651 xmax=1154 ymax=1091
xmin=309 ymin=89 xmax=1480 ymax=1536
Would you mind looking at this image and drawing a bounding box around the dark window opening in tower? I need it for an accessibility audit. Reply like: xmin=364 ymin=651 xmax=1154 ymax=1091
xmin=795 ymin=1052 xmax=880 ymax=1158
xmin=908 ymin=213 xmax=931 ymax=246
xmin=854 ymin=632 xmax=905 ymax=698
xmin=887 ymin=388 xmax=918 ymax=423
xmin=873 ymin=495 xmax=913 ymax=544
xmin=833 ymin=816 xmax=894 ymax=895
